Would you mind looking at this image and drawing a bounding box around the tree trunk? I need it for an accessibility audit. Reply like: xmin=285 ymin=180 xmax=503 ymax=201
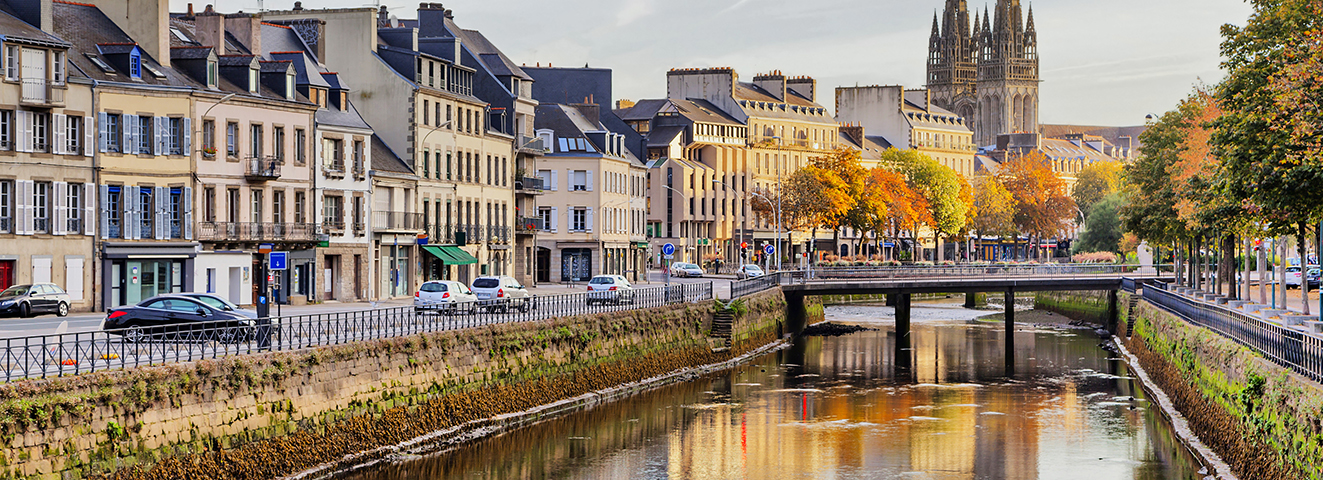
xmin=1259 ymin=237 xmax=1267 ymax=304
xmin=1300 ymin=223 xmax=1311 ymax=315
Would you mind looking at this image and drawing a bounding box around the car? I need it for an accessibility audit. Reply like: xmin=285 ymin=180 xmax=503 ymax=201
xmin=414 ymin=280 xmax=478 ymax=314
xmin=180 ymin=292 xmax=259 ymax=319
xmin=587 ymin=275 xmax=635 ymax=305
xmin=735 ymin=264 xmax=765 ymax=280
xmin=0 ymin=283 xmax=72 ymax=318
xmin=670 ymin=262 xmax=704 ymax=278
xmin=102 ymin=295 xmax=254 ymax=343
xmin=470 ymin=276 xmax=531 ymax=312
xmin=1308 ymin=267 xmax=1321 ymax=288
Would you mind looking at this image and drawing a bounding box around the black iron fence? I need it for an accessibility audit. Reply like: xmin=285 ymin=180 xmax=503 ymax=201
xmin=1143 ymin=282 xmax=1323 ymax=383
xmin=0 ymin=282 xmax=713 ymax=382
xmin=373 ymin=211 xmax=424 ymax=231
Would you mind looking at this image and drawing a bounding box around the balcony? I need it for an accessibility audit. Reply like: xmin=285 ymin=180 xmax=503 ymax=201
xmin=515 ymin=217 xmax=543 ymax=234
xmin=352 ymin=161 xmax=366 ymax=179
xmin=515 ymin=177 xmax=544 ymax=194
xmin=323 ymin=219 xmax=346 ymax=234
xmin=373 ymin=211 xmax=423 ymax=232
xmin=246 ymin=156 xmax=281 ymax=181
xmin=197 ymin=222 xmax=318 ymax=242
xmin=353 ymin=221 xmax=366 ymax=236
xmin=323 ymin=160 xmax=345 ymax=178
xmin=454 ymin=224 xmax=483 ymax=245
xmin=19 ymin=78 xmax=64 ymax=106
xmin=487 ymin=225 xmax=510 ymax=244
xmin=517 ymin=135 xmax=546 ymax=155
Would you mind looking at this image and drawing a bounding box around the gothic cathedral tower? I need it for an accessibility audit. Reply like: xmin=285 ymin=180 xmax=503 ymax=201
xmin=927 ymin=0 xmax=1039 ymax=146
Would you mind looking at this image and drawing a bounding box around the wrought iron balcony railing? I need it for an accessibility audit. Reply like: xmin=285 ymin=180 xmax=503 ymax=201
xmin=197 ymin=222 xmax=318 ymax=242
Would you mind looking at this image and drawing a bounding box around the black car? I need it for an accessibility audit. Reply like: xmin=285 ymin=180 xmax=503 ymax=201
xmin=103 ymin=295 xmax=255 ymax=343
xmin=0 ymin=284 xmax=72 ymax=318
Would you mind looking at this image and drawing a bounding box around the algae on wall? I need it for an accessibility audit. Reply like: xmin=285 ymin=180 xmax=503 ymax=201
xmin=1034 ymin=290 xmax=1110 ymax=324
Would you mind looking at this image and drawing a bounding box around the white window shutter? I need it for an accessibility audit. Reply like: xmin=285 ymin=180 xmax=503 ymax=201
xmin=183 ymin=186 xmax=193 ymax=239
xmin=156 ymin=186 xmax=167 ymax=239
xmin=123 ymin=114 xmax=135 ymax=155
xmin=586 ymin=171 xmax=593 ymax=192
xmin=18 ymin=180 xmax=31 ymax=235
xmin=549 ymin=170 xmax=558 ymax=191
xmin=550 ymin=207 xmax=558 ymax=233
xmin=586 ymin=207 xmax=594 ymax=233
xmin=53 ymin=181 xmax=65 ymax=235
xmin=16 ymin=111 xmax=29 ymax=153
xmin=84 ymin=116 xmax=93 ymax=157
xmin=99 ymin=185 xmax=109 ymax=239
xmin=125 ymin=186 xmax=138 ymax=240
xmin=153 ymin=117 xmax=164 ymax=156
xmin=97 ymin=113 xmax=107 ymax=153
xmin=83 ymin=183 xmax=94 ymax=236
xmin=183 ymin=117 xmax=191 ymax=155
xmin=52 ymin=114 xmax=65 ymax=155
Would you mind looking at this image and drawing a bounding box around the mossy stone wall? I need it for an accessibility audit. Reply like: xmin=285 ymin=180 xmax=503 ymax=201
xmin=1034 ymin=290 xmax=1110 ymax=324
xmin=0 ymin=289 xmax=787 ymax=480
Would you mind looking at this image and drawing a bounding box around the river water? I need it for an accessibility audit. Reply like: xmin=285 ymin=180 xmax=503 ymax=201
xmin=340 ymin=300 xmax=1205 ymax=480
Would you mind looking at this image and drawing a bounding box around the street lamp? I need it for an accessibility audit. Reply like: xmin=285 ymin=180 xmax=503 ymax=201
xmin=712 ymin=177 xmax=775 ymax=267
xmin=770 ymin=135 xmax=784 ymax=270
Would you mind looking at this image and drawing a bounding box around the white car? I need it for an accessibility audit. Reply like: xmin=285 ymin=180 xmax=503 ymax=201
xmin=587 ymin=275 xmax=635 ymax=305
xmin=414 ymin=280 xmax=478 ymax=314
xmin=735 ymin=264 xmax=765 ymax=280
xmin=1285 ymin=266 xmax=1304 ymax=288
xmin=670 ymin=262 xmax=704 ymax=278
xmin=470 ymin=275 xmax=531 ymax=312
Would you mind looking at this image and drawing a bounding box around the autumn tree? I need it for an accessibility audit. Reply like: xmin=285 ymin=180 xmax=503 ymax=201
xmin=998 ymin=151 xmax=1076 ymax=260
xmin=895 ymin=149 xmax=971 ymax=262
xmin=751 ymin=166 xmax=852 ymax=234
xmin=852 ymin=166 xmax=929 ymax=260
xmin=971 ymin=175 xmax=1016 ymax=242
xmin=1072 ymin=161 xmax=1121 ymax=222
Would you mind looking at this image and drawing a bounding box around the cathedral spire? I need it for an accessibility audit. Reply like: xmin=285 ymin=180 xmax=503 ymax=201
xmin=931 ymin=11 xmax=941 ymax=38
xmin=1025 ymin=4 xmax=1036 ymax=33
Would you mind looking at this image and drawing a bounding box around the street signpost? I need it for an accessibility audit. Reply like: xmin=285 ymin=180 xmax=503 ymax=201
xmin=662 ymin=243 xmax=675 ymax=286
xmin=269 ymin=252 xmax=287 ymax=270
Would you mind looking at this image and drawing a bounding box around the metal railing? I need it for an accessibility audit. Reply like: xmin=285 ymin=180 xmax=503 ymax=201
xmin=732 ymin=274 xmax=780 ymax=298
xmin=518 ymin=135 xmax=545 ymax=154
xmin=246 ymin=156 xmax=281 ymax=179
xmin=1143 ymin=282 xmax=1323 ymax=383
xmin=487 ymin=225 xmax=510 ymax=244
xmin=323 ymin=220 xmax=346 ymax=233
xmin=0 ymin=282 xmax=713 ymax=382
xmin=516 ymin=217 xmax=543 ymax=233
xmin=455 ymin=224 xmax=483 ymax=243
xmin=20 ymin=78 xmax=64 ymax=105
xmin=196 ymin=222 xmax=318 ymax=242
xmin=324 ymin=161 xmax=345 ymax=175
xmin=516 ymin=177 xmax=544 ymax=193
xmin=729 ymin=264 xmax=1175 ymax=299
xmin=373 ymin=211 xmax=423 ymax=231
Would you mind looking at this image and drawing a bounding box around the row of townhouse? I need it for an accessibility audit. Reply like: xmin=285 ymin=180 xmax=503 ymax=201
xmin=0 ymin=0 xmax=549 ymax=311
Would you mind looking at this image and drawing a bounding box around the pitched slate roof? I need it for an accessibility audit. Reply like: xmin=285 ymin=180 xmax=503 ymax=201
xmin=455 ymin=28 xmax=530 ymax=80
xmin=315 ymin=99 xmax=371 ymax=130
xmin=170 ymin=45 xmax=213 ymax=60
xmin=614 ymin=99 xmax=668 ymax=122
xmin=371 ymin=134 xmax=414 ymax=175
xmin=52 ymin=1 xmax=197 ymax=86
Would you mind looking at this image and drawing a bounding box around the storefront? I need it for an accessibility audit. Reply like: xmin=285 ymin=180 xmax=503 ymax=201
xmin=101 ymin=242 xmax=198 ymax=309
xmin=420 ymin=245 xmax=479 ymax=282
xmin=375 ymin=234 xmax=414 ymax=299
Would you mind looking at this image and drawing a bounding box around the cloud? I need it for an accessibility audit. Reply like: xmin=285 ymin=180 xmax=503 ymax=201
xmin=615 ymin=0 xmax=654 ymax=27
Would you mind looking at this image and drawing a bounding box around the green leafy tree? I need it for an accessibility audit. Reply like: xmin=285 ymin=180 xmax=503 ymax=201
xmin=998 ymin=151 xmax=1076 ymax=260
xmin=1077 ymin=193 xmax=1127 ymax=254
xmin=971 ymin=175 xmax=1016 ymax=240
xmin=1072 ymin=161 xmax=1121 ymax=222
xmin=897 ymin=149 xmax=971 ymax=262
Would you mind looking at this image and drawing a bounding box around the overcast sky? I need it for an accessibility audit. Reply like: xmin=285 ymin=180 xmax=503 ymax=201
xmin=182 ymin=0 xmax=1254 ymax=126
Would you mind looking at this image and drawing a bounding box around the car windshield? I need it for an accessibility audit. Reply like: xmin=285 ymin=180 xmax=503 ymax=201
xmin=1289 ymin=267 xmax=1302 ymax=273
xmin=456 ymin=284 xmax=472 ymax=294
xmin=472 ymin=278 xmax=500 ymax=288
xmin=589 ymin=277 xmax=613 ymax=284
xmin=745 ymin=265 xmax=762 ymax=271
xmin=420 ymin=283 xmax=447 ymax=293
xmin=190 ymin=295 xmax=233 ymax=310
xmin=0 ymin=286 xmax=28 ymax=298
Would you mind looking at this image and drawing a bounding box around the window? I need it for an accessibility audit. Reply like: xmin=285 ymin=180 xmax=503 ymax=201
xmin=250 ymin=189 xmax=263 ymax=223
xmin=4 ymin=45 xmax=16 ymax=79
xmin=285 ymin=73 xmax=294 ymax=100
xmin=353 ymin=140 xmax=364 ymax=174
xmin=168 ymin=117 xmax=183 ymax=155
xmin=169 ymin=188 xmax=182 ymax=238
xmin=137 ymin=116 xmax=151 ymax=154
xmin=249 ymin=124 xmax=262 ymax=159
xmin=226 ymin=188 xmax=239 ymax=222
xmin=572 ymin=208 xmax=586 ymax=232
xmin=128 ymin=51 xmax=141 ymax=78
xmin=353 ymin=196 xmax=364 ymax=232
xmin=0 ymin=110 xmax=11 ymax=150
xmin=107 ymin=186 xmax=121 ymax=238
xmin=273 ymin=126 xmax=285 ymax=164
xmin=32 ymin=182 xmax=49 ymax=233
xmin=66 ymin=115 xmax=81 ymax=154
xmin=203 ymin=186 xmax=215 ymax=222
xmin=248 ymin=68 xmax=258 ymax=94
xmin=324 ymin=195 xmax=343 ymax=229
xmin=202 ymin=120 xmax=214 ymax=156
xmin=294 ymin=190 xmax=305 ymax=223
xmin=423 ymin=100 xmax=430 ymax=126
xmin=572 ymin=170 xmax=587 ymax=191
xmin=435 ymin=103 xmax=441 ymax=128
xmin=139 ymin=187 xmax=153 ymax=238
xmin=31 ymin=112 xmax=48 ymax=153
xmin=272 ymin=190 xmax=284 ymax=224
xmin=66 ymin=184 xmax=80 ymax=233
xmin=52 ymin=51 xmax=64 ymax=84
xmin=323 ymin=138 xmax=343 ymax=170
xmin=446 ymin=105 xmax=452 ymax=128
xmin=539 ymin=207 xmax=551 ymax=231
xmin=422 ymin=150 xmax=430 ymax=178
xmin=446 ymin=151 xmax=452 ymax=180
xmin=206 ymin=61 xmax=217 ymax=87
xmin=294 ymin=129 xmax=306 ymax=165
xmin=226 ymin=122 xmax=238 ymax=157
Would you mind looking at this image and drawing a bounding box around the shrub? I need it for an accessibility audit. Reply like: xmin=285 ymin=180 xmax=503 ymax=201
xmin=1072 ymin=251 xmax=1119 ymax=264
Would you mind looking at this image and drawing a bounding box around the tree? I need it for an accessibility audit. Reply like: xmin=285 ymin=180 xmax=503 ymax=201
xmin=998 ymin=151 xmax=1076 ymax=260
xmin=896 ymin=149 xmax=971 ymax=262
xmin=751 ymin=166 xmax=852 ymax=233
xmin=971 ymin=175 xmax=1016 ymax=240
xmin=1077 ymin=193 xmax=1127 ymax=254
xmin=1072 ymin=161 xmax=1121 ymax=222
xmin=854 ymin=166 xmax=929 ymax=259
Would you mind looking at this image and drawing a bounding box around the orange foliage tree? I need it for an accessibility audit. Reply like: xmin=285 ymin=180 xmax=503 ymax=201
xmin=997 ymin=151 xmax=1076 ymax=260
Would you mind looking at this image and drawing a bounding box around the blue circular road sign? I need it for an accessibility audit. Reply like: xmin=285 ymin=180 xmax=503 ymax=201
xmin=763 ymin=244 xmax=775 ymax=255
xmin=662 ymin=243 xmax=676 ymax=256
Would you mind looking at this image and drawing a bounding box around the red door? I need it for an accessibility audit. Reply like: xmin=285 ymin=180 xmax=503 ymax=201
xmin=0 ymin=260 xmax=12 ymax=291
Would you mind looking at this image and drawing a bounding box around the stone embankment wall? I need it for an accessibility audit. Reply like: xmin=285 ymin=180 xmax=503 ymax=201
xmin=1034 ymin=290 xmax=1111 ymax=324
xmin=0 ymin=289 xmax=788 ymax=480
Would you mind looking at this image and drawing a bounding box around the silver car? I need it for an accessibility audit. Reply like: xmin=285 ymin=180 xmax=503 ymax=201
xmin=670 ymin=262 xmax=704 ymax=278
xmin=470 ymin=275 xmax=531 ymax=312
xmin=414 ymin=281 xmax=478 ymax=314
xmin=735 ymin=264 xmax=765 ymax=280
xmin=587 ymin=275 xmax=635 ymax=305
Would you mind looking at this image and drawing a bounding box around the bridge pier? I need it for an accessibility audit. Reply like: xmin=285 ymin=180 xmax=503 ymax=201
xmin=1005 ymin=289 xmax=1016 ymax=377
xmin=886 ymin=293 xmax=898 ymax=307
xmin=786 ymin=294 xmax=807 ymax=335
xmin=895 ymin=293 xmax=912 ymax=376
xmin=1107 ymin=289 xmax=1119 ymax=334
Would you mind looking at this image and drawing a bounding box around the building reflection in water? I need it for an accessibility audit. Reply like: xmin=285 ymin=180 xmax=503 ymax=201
xmin=339 ymin=307 xmax=1202 ymax=480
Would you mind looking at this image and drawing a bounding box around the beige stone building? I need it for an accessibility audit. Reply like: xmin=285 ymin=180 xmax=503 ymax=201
xmin=835 ymin=85 xmax=977 ymax=178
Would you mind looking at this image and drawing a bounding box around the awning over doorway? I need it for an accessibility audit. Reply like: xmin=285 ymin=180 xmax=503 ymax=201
xmin=421 ymin=245 xmax=478 ymax=265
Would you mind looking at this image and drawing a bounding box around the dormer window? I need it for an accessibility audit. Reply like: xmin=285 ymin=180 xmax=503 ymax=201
xmin=128 ymin=50 xmax=141 ymax=78
xmin=285 ymin=72 xmax=294 ymax=100
xmin=248 ymin=67 xmax=258 ymax=94
xmin=207 ymin=60 xmax=217 ymax=88
xmin=86 ymin=54 xmax=114 ymax=74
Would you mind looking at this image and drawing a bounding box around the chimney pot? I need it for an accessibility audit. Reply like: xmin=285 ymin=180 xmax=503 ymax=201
xmin=293 ymin=1 xmax=302 ymax=10
xmin=187 ymin=3 xmax=194 ymax=16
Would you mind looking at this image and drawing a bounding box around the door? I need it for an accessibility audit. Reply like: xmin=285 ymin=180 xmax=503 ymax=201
xmin=31 ymin=257 xmax=51 ymax=284
xmin=353 ymin=255 xmax=362 ymax=300
xmin=0 ymin=260 xmax=12 ymax=291
xmin=20 ymin=48 xmax=46 ymax=102
xmin=536 ymin=248 xmax=550 ymax=283
xmin=65 ymin=257 xmax=84 ymax=301
xmin=322 ymin=257 xmax=335 ymax=301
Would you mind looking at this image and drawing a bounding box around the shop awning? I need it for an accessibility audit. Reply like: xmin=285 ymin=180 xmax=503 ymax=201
xmin=421 ymin=245 xmax=478 ymax=265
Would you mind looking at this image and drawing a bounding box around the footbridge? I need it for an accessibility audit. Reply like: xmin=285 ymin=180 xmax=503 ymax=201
xmin=732 ymin=265 xmax=1174 ymax=375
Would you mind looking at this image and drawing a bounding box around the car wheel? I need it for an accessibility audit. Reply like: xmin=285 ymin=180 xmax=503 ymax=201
xmin=124 ymin=327 xmax=146 ymax=344
xmin=18 ymin=303 xmax=30 ymax=318
xmin=57 ymin=302 xmax=69 ymax=317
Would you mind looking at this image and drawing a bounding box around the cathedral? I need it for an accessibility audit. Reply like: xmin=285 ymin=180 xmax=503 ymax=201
xmin=927 ymin=0 xmax=1040 ymax=147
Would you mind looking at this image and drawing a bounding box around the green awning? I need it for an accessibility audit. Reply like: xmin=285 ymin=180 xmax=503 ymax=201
xmin=425 ymin=245 xmax=478 ymax=265
xmin=421 ymin=245 xmax=454 ymax=263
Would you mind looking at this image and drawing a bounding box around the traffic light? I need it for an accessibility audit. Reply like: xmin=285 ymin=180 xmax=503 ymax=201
xmin=741 ymin=241 xmax=748 ymax=250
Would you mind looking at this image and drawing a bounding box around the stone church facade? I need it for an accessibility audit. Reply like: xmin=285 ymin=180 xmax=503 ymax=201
xmin=927 ymin=0 xmax=1039 ymax=146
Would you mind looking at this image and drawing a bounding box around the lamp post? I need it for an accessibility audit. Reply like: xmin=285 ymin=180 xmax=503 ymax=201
xmin=771 ymin=136 xmax=784 ymax=270
xmin=660 ymin=184 xmax=691 ymax=263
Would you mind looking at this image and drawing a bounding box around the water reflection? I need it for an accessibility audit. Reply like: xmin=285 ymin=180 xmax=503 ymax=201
xmin=341 ymin=303 xmax=1204 ymax=480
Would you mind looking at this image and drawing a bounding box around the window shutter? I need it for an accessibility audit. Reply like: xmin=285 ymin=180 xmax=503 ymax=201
xmin=83 ymin=183 xmax=94 ymax=236
xmin=53 ymin=181 xmax=65 ymax=235
xmin=84 ymin=116 xmax=93 ymax=157
xmin=17 ymin=111 xmax=30 ymax=153
xmin=52 ymin=114 xmax=66 ymax=155
xmin=183 ymin=186 xmax=193 ymax=239
xmin=125 ymin=186 xmax=138 ymax=240
xmin=97 ymin=113 xmax=107 ymax=153
xmin=183 ymin=117 xmax=191 ymax=155
xmin=153 ymin=186 xmax=164 ymax=239
xmin=585 ymin=207 xmax=594 ymax=233
xmin=123 ymin=114 xmax=135 ymax=155
xmin=567 ymin=169 xmax=574 ymax=190
xmin=18 ymin=180 xmax=32 ymax=235
xmin=550 ymin=207 xmax=558 ymax=233
xmin=153 ymin=117 xmax=164 ymax=156
xmin=549 ymin=170 xmax=558 ymax=191
xmin=99 ymin=185 xmax=109 ymax=239
xmin=586 ymin=171 xmax=593 ymax=192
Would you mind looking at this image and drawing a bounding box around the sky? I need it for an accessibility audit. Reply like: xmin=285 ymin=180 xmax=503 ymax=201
xmin=178 ymin=0 xmax=1255 ymax=127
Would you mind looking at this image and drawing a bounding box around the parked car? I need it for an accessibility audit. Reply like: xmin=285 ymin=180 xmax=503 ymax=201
xmin=1285 ymin=266 xmax=1304 ymax=288
xmin=471 ymin=276 xmax=531 ymax=312
xmin=0 ymin=284 xmax=72 ymax=318
xmin=670 ymin=262 xmax=704 ymax=278
xmin=102 ymin=295 xmax=254 ymax=343
xmin=1308 ymin=266 xmax=1321 ymax=288
xmin=414 ymin=281 xmax=478 ymax=314
xmin=735 ymin=264 xmax=765 ymax=280
xmin=587 ymin=275 xmax=635 ymax=305
xmin=180 ymin=293 xmax=259 ymax=319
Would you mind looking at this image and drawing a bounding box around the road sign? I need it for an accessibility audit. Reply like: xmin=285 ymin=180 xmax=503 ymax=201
xmin=269 ymin=252 xmax=288 ymax=270
xmin=661 ymin=243 xmax=676 ymax=256
xmin=664 ymin=254 xmax=674 ymax=259
xmin=258 ymin=243 xmax=274 ymax=254
xmin=763 ymin=244 xmax=775 ymax=255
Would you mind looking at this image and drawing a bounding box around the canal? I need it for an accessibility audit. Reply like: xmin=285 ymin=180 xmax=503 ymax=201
xmin=340 ymin=299 xmax=1205 ymax=480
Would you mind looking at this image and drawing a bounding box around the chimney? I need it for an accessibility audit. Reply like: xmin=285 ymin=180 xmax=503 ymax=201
xmin=787 ymin=77 xmax=817 ymax=103
xmin=225 ymin=13 xmax=262 ymax=56
xmin=377 ymin=5 xmax=388 ymax=27
xmin=840 ymin=124 xmax=864 ymax=145
xmin=752 ymin=71 xmax=787 ymax=102
xmin=96 ymin=0 xmax=172 ymax=66
xmin=186 ymin=3 xmax=194 ymax=17
xmin=195 ymin=6 xmax=225 ymax=56
xmin=9 ymin=0 xmax=53 ymax=30
xmin=417 ymin=3 xmax=450 ymax=38
xmin=292 ymin=1 xmax=303 ymax=10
